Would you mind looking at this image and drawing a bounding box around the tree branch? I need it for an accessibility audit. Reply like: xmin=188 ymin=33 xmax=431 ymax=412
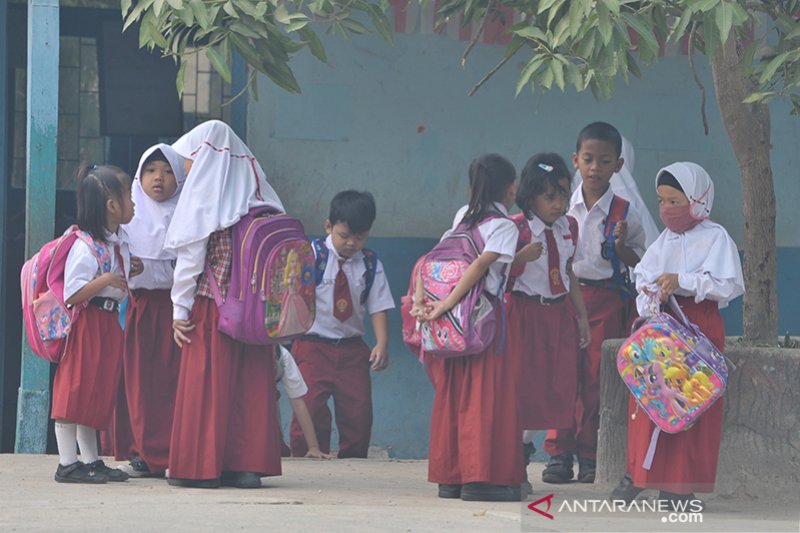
xmin=467 ymin=51 xmax=512 ymax=96
xmin=688 ymin=22 xmax=710 ymax=135
xmin=461 ymin=0 xmax=495 ymax=67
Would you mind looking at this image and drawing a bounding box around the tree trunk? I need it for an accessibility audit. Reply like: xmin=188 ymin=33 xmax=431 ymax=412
xmin=710 ymin=37 xmax=778 ymax=344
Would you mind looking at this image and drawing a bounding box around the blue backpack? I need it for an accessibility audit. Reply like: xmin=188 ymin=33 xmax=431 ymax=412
xmin=312 ymin=239 xmax=378 ymax=305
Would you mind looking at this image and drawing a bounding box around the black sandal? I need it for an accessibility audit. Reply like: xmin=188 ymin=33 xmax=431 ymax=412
xmin=54 ymin=461 xmax=108 ymax=484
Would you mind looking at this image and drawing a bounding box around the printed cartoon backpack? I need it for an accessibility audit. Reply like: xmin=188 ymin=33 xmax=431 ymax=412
xmin=206 ymin=207 xmax=316 ymax=345
xmin=401 ymin=213 xmax=507 ymax=360
xmin=21 ymin=226 xmax=111 ymax=363
xmin=311 ymin=238 xmax=378 ymax=305
xmin=617 ymin=295 xmax=734 ymax=470
xmin=506 ymin=213 xmax=579 ymax=290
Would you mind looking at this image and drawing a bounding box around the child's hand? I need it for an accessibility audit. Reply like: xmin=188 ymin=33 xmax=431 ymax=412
xmin=519 ymin=242 xmax=544 ymax=263
xmin=423 ymin=300 xmax=450 ymax=322
xmin=129 ymin=256 xmax=144 ymax=277
xmin=101 ymin=272 xmax=128 ymax=291
xmin=577 ymin=316 xmax=591 ymax=349
xmin=370 ymin=345 xmax=389 ymax=371
xmin=613 ymin=220 xmax=628 ymax=246
xmin=656 ymin=273 xmax=680 ymax=301
xmin=172 ymin=319 xmax=195 ymax=347
xmin=305 ymin=447 xmax=334 ymax=460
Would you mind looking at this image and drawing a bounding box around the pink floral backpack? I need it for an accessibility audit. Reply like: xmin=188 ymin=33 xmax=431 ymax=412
xmin=21 ymin=226 xmax=111 ymax=363
xmin=617 ymin=295 xmax=733 ymax=469
xmin=401 ymin=213 xmax=507 ymax=360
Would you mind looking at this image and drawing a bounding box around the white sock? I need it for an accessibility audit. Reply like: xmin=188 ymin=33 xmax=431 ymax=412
xmin=76 ymin=425 xmax=99 ymax=464
xmin=55 ymin=422 xmax=78 ymax=466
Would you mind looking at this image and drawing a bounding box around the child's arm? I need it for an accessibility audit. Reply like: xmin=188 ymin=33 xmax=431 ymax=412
xmin=65 ymin=273 xmax=127 ymax=306
xmin=567 ymin=267 xmax=591 ymax=349
xmin=369 ymin=310 xmax=389 ymax=371
xmin=613 ymin=221 xmax=641 ymax=267
xmin=423 ymin=251 xmax=500 ymax=321
xmin=511 ymin=242 xmax=543 ymax=267
xmin=289 ymin=397 xmax=334 ymax=459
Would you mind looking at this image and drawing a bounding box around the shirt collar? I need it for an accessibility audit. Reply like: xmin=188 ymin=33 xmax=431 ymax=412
xmin=573 ymin=186 xmax=615 ymax=214
xmin=530 ymin=215 xmax=568 ymax=236
xmin=325 ymin=234 xmax=362 ymax=263
xmin=492 ymin=201 xmax=509 ymax=216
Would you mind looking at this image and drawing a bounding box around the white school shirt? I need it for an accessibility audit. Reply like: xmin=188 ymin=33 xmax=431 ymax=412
xmin=443 ymin=202 xmax=518 ymax=296
xmin=277 ymin=345 xmax=308 ymax=399
xmin=511 ymin=215 xmax=578 ymax=298
xmin=64 ymin=228 xmax=131 ymax=303
xmin=128 ymin=258 xmax=174 ymax=290
xmin=171 ymin=237 xmax=210 ymax=320
xmin=305 ymin=235 xmax=395 ymax=339
xmin=568 ymin=187 xmax=647 ymax=281
xmin=634 ymin=220 xmax=744 ymax=316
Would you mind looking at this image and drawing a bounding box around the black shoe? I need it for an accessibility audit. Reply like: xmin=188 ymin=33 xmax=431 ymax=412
xmin=541 ymin=454 xmax=574 ymax=484
xmin=437 ymin=484 xmax=462 ymax=499
xmin=609 ymin=473 xmax=644 ymax=503
xmin=220 ymin=471 xmax=262 ymax=489
xmin=167 ymin=477 xmax=221 ymax=489
xmin=658 ymin=491 xmax=705 ymax=512
xmin=119 ymin=456 xmax=165 ymax=478
xmin=461 ymin=482 xmax=521 ymax=502
xmin=577 ymin=458 xmax=596 ymax=483
xmin=55 ymin=461 xmax=108 ymax=484
xmin=523 ymin=442 xmax=536 ymax=467
xmin=85 ymin=460 xmax=129 ymax=482
xmin=521 ymin=479 xmax=534 ymax=499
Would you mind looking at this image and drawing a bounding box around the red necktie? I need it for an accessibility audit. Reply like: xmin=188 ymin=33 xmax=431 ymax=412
xmin=545 ymin=228 xmax=566 ymax=294
xmin=333 ymin=259 xmax=353 ymax=322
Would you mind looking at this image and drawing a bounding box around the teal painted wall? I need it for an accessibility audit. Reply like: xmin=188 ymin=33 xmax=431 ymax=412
xmin=262 ymin=31 xmax=800 ymax=459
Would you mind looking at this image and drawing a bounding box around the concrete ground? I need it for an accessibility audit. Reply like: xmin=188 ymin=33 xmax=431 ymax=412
xmin=0 ymin=455 xmax=797 ymax=532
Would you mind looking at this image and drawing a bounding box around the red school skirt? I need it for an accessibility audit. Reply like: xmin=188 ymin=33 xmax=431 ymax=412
xmin=506 ymin=292 xmax=579 ymax=430
xmin=51 ymin=305 xmax=124 ymax=429
xmin=627 ymin=297 xmax=726 ymax=494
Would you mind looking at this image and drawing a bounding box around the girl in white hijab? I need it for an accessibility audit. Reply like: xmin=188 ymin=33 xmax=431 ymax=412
xmin=613 ymin=161 xmax=744 ymax=510
xmin=165 ymin=120 xmax=283 ymax=490
xmin=117 ymin=144 xmax=186 ymax=478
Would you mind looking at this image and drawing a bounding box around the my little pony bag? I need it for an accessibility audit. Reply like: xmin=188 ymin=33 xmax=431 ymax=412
xmin=400 ymin=213 xmax=506 ymax=360
xmin=617 ymin=295 xmax=733 ymax=469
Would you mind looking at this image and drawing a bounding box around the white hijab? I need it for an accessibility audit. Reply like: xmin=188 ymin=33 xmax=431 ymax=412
xmin=656 ymin=162 xmax=714 ymax=220
xmin=572 ymin=136 xmax=661 ymax=245
xmin=164 ymin=120 xmax=285 ymax=250
xmin=123 ymin=143 xmax=186 ymax=260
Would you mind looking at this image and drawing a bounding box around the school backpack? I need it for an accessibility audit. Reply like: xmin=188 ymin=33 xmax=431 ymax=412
xmin=20 ymin=226 xmax=111 ymax=363
xmin=507 ymin=213 xmax=579 ymax=290
xmin=602 ymin=195 xmax=635 ymax=298
xmin=617 ymin=295 xmax=733 ymax=470
xmin=311 ymin=238 xmax=378 ymax=305
xmin=400 ymin=213 xmax=507 ymax=360
xmin=205 ymin=207 xmax=316 ymax=345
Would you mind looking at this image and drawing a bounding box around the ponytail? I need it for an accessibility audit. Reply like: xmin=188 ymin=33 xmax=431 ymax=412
xmin=460 ymin=154 xmax=516 ymax=228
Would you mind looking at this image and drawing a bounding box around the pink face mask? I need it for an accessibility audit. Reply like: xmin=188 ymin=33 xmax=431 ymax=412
xmin=659 ymin=205 xmax=702 ymax=234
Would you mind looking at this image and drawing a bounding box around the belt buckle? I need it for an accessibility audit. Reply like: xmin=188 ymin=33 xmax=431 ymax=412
xmin=102 ymin=299 xmax=115 ymax=312
xmin=538 ymin=295 xmax=551 ymax=306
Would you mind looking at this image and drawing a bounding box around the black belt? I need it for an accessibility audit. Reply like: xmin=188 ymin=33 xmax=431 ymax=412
xmin=89 ymin=297 xmax=119 ymax=313
xmin=296 ymin=334 xmax=363 ymax=346
xmin=510 ymin=291 xmax=566 ymax=306
xmin=578 ymin=277 xmax=619 ymax=290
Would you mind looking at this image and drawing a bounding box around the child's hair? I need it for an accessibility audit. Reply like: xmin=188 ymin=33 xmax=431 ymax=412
xmin=516 ymin=153 xmax=571 ymax=219
xmin=461 ymin=153 xmax=517 ymax=228
xmin=656 ymin=171 xmax=684 ymax=192
xmin=576 ymin=121 xmax=623 ymax=157
xmin=328 ymin=190 xmax=377 ymax=234
xmin=142 ymin=149 xmax=168 ymax=166
xmin=75 ymin=162 xmax=132 ymax=243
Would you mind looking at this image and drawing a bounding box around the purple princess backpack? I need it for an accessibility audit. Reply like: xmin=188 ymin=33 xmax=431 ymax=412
xmin=206 ymin=207 xmax=316 ymax=345
xmin=617 ymin=295 xmax=733 ymax=469
xmin=401 ymin=213 xmax=507 ymax=359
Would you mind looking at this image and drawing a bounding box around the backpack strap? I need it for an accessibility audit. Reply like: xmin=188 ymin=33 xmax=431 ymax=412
xmin=601 ymin=195 xmax=632 ymax=299
xmin=312 ymin=238 xmax=329 ymax=286
xmin=507 ymin=213 xmax=531 ymax=290
xmin=360 ymin=249 xmax=378 ymax=305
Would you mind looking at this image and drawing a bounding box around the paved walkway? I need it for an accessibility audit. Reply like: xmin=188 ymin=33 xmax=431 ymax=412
xmin=0 ymin=455 xmax=797 ymax=532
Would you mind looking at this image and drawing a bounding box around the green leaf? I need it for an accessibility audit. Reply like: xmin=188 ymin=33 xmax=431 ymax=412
xmin=176 ymin=59 xmax=187 ymax=95
xmin=600 ymin=0 xmax=619 ymax=16
xmin=597 ymin=2 xmax=612 ymax=45
xmin=540 ymin=61 xmax=555 ymax=89
xmin=342 ymin=19 xmax=370 ymax=35
xmin=742 ymin=91 xmax=774 ymax=104
xmin=515 ymin=56 xmax=544 ymax=96
xmin=546 ymin=0 xmax=567 ymax=27
xmin=671 ymin=7 xmax=694 ymax=41
xmin=503 ymin=35 xmax=524 ymax=60
xmin=537 ymin=0 xmax=561 ymax=15
xmin=123 ymin=0 xmax=155 ymax=32
xmin=230 ymin=21 xmax=262 ymax=38
xmin=298 ymin=26 xmax=328 ymax=62
xmin=206 ymin=45 xmax=232 ymax=83
xmin=759 ymin=50 xmax=800 ymax=85
xmin=121 ymin=0 xmax=133 ymax=17
xmin=702 ymin=10 xmax=719 ymax=59
xmin=189 ymin=0 xmax=211 ymax=29
xmin=514 ymin=26 xmax=547 ymax=42
xmin=153 ymin=0 xmax=164 ymax=16
xmin=223 ymin=1 xmax=239 ymax=18
xmin=620 ymin=12 xmax=658 ymax=53
xmin=552 ymin=16 xmax=570 ymax=46
xmin=550 ymin=59 xmax=565 ymax=90
xmin=715 ymin=2 xmax=733 ymax=46
xmin=689 ymin=0 xmax=719 ymax=14
xmin=165 ymin=0 xmax=183 ymax=9
xmin=285 ymin=20 xmax=310 ymax=32
xmin=367 ymin=4 xmax=394 ymax=45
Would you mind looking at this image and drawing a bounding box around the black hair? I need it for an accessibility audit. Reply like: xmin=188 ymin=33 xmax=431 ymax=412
xmin=461 ymin=154 xmax=517 ymax=228
xmin=657 ymin=170 xmax=684 ymax=192
xmin=516 ymin=152 xmax=571 ymax=219
xmin=328 ymin=190 xmax=377 ymax=234
xmin=75 ymin=162 xmax=132 ymax=243
xmin=576 ymin=121 xmax=623 ymax=157
xmin=143 ymin=149 xmax=168 ymax=166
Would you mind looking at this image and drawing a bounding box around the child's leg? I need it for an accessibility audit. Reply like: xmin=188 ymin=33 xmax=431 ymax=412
xmin=77 ymin=425 xmax=100 ymax=463
xmin=55 ymin=420 xmax=78 ymax=466
xmin=289 ymin=339 xmax=335 ymax=456
xmin=331 ymin=341 xmax=372 ymax=459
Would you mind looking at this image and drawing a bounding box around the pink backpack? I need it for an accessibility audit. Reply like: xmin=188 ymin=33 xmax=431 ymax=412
xmin=21 ymin=226 xmax=111 ymax=363
xmin=617 ymin=296 xmax=733 ymax=469
xmin=401 ymin=213 xmax=507 ymax=359
xmin=206 ymin=207 xmax=316 ymax=345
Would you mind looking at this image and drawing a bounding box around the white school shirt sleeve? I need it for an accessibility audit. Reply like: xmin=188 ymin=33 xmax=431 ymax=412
xmin=171 ymin=238 xmax=209 ymax=321
xmin=366 ymin=259 xmax=395 ymax=315
xmin=278 ymin=346 xmax=308 ymax=399
xmin=63 ymin=239 xmax=127 ymax=303
xmin=478 ymin=217 xmax=519 ymax=295
xmin=128 ymin=258 xmax=174 ymax=290
xmin=623 ymin=207 xmax=648 ymax=260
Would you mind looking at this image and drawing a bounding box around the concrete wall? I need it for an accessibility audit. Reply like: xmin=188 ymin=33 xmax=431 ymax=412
xmin=253 ymin=31 xmax=800 ymax=459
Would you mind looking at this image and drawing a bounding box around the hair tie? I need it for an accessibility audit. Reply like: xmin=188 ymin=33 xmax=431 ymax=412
xmin=538 ymin=163 xmax=553 ymax=172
